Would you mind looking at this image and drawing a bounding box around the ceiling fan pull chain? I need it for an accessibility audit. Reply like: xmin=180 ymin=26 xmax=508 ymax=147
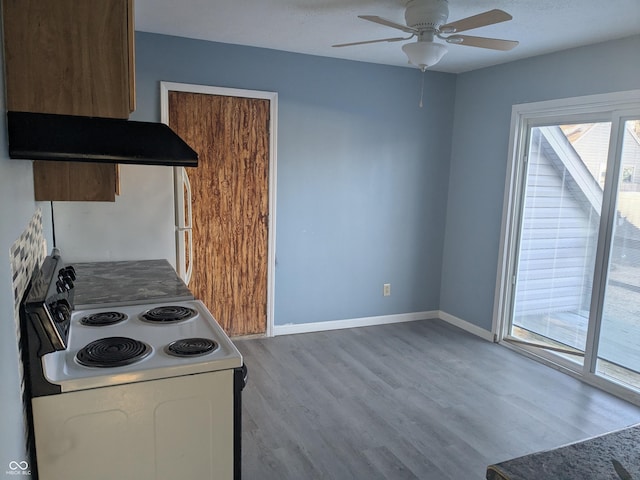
xmin=419 ymin=70 xmax=425 ymax=108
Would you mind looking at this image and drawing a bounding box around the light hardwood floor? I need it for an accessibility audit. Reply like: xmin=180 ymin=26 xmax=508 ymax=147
xmin=235 ymin=319 xmax=640 ymax=479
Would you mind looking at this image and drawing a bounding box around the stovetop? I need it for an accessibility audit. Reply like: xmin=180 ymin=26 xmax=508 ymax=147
xmin=41 ymin=300 xmax=242 ymax=392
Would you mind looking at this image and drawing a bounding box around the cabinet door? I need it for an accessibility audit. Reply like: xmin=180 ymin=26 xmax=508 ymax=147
xmin=2 ymin=0 xmax=135 ymax=201
xmin=3 ymin=0 xmax=132 ymax=117
xmin=33 ymin=162 xmax=117 ymax=202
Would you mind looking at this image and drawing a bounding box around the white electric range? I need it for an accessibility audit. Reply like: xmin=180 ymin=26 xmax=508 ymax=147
xmin=20 ymin=250 xmax=246 ymax=480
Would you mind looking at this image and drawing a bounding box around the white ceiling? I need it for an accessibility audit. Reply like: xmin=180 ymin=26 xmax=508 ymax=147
xmin=135 ymin=0 xmax=640 ymax=74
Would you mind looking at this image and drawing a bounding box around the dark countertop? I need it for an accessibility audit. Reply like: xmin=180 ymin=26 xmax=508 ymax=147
xmin=73 ymin=259 xmax=193 ymax=309
xmin=487 ymin=424 xmax=640 ymax=480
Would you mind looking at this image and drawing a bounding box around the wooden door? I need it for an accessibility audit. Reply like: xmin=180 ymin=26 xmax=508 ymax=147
xmin=168 ymin=91 xmax=270 ymax=336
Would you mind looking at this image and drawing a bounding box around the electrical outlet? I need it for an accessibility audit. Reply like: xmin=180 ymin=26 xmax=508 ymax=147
xmin=383 ymin=283 xmax=391 ymax=296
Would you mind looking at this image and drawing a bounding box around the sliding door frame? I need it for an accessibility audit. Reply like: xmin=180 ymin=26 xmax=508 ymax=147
xmin=583 ymin=110 xmax=629 ymax=374
xmin=493 ymin=90 xmax=640 ymax=404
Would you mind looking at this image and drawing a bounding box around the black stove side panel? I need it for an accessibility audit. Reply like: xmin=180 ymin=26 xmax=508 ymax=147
xmin=234 ymin=364 xmax=248 ymax=480
xmin=20 ymin=307 xmax=62 ymax=398
xmin=17 ymin=307 xmax=42 ymax=480
xmin=20 ymin=254 xmax=69 ymax=398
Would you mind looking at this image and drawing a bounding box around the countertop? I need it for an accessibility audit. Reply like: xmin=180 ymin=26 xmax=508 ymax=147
xmin=72 ymin=259 xmax=193 ymax=309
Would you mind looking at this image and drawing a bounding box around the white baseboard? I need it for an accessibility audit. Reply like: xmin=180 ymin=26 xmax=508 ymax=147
xmin=272 ymin=310 xmax=494 ymax=342
xmin=273 ymin=311 xmax=439 ymax=336
xmin=437 ymin=310 xmax=495 ymax=342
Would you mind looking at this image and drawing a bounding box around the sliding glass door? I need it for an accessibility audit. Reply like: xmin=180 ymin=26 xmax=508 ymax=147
xmin=510 ymin=122 xmax=611 ymax=366
xmin=595 ymin=119 xmax=640 ymax=390
xmin=499 ymin=91 xmax=640 ymax=400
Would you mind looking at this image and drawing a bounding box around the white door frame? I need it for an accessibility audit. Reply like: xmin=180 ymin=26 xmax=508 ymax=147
xmin=160 ymin=81 xmax=278 ymax=338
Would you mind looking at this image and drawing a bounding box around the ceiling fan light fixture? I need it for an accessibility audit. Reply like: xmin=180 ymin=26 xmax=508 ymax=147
xmin=402 ymin=41 xmax=448 ymax=71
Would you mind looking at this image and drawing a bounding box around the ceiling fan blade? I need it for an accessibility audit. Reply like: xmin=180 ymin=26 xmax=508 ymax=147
xmin=446 ymin=34 xmax=518 ymax=51
xmin=358 ymin=15 xmax=418 ymax=35
xmin=440 ymin=9 xmax=512 ymax=34
xmin=332 ymin=36 xmax=411 ymax=48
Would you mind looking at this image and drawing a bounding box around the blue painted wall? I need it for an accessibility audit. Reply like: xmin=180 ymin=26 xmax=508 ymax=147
xmin=440 ymin=35 xmax=640 ymax=331
xmin=0 ymin=33 xmax=40 ymax=476
xmin=134 ymin=33 xmax=456 ymax=325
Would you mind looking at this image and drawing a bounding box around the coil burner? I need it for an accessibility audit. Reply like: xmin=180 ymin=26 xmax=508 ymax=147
xmin=76 ymin=336 xmax=151 ymax=368
xmin=79 ymin=311 xmax=128 ymax=326
xmin=166 ymin=338 xmax=218 ymax=358
xmin=140 ymin=305 xmax=197 ymax=324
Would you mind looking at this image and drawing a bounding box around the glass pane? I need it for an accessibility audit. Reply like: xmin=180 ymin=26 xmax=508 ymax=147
xmin=597 ymin=119 xmax=640 ymax=390
xmin=510 ymin=122 xmax=612 ymax=363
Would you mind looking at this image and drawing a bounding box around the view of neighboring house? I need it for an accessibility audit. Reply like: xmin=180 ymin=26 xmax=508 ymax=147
xmin=566 ymin=121 xmax=640 ymax=191
xmin=514 ymin=121 xmax=640 ymax=374
xmin=514 ymin=126 xmax=601 ymax=340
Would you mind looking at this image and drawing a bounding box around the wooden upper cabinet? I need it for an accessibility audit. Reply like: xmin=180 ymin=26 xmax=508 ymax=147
xmin=3 ymin=0 xmax=135 ymax=117
xmin=2 ymin=0 xmax=136 ymax=201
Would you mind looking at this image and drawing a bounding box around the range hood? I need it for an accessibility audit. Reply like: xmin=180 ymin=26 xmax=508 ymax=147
xmin=7 ymin=111 xmax=198 ymax=167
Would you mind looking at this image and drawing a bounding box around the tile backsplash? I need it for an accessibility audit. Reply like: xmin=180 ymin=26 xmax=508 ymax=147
xmin=10 ymin=208 xmax=47 ymax=314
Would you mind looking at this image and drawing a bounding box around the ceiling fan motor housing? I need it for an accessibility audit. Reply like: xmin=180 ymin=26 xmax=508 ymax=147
xmin=405 ymin=0 xmax=449 ymax=31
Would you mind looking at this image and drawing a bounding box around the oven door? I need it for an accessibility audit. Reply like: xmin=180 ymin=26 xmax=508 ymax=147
xmin=31 ymin=369 xmax=236 ymax=480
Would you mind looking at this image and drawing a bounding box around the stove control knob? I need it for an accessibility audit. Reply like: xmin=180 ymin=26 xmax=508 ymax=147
xmin=53 ymin=303 xmax=71 ymax=324
xmin=62 ymin=277 xmax=74 ymax=290
xmin=51 ymin=300 xmax=71 ymax=323
xmin=57 ymin=276 xmax=74 ymax=291
xmin=60 ymin=303 xmax=71 ymax=321
xmin=58 ymin=267 xmax=76 ymax=281
xmin=57 ymin=272 xmax=74 ymax=290
xmin=63 ymin=266 xmax=76 ymax=281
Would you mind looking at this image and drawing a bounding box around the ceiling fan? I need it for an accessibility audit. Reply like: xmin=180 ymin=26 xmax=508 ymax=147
xmin=333 ymin=0 xmax=518 ymax=71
